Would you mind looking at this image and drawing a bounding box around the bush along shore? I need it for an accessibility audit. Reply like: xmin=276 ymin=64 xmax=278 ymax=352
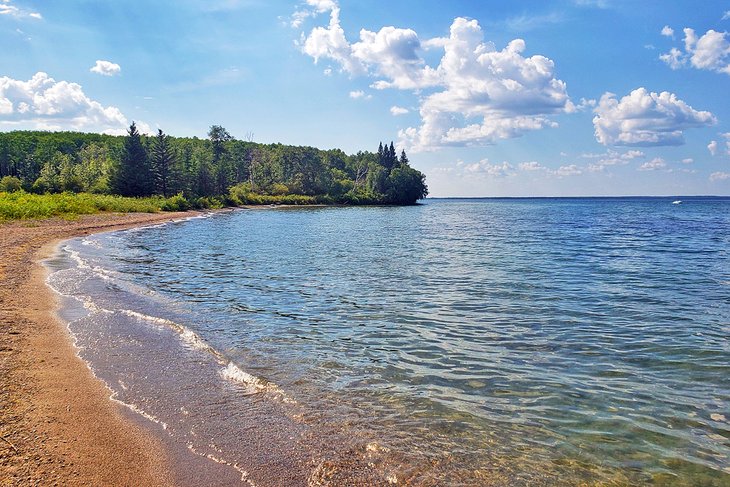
xmin=0 ymin=124 xmax=428 ymax=220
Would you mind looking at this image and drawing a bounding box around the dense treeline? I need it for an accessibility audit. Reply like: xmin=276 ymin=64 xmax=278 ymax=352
xmin=0 ymin=124 xmax=428 ymax=205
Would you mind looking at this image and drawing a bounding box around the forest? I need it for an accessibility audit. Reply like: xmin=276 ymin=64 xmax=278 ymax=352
xmin=0 ymin=124 xmax=428 ymax=207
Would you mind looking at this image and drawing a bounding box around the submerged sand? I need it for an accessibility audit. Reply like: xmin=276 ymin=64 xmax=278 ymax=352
xmin=0 ymin=212 xmax=199 ymax=486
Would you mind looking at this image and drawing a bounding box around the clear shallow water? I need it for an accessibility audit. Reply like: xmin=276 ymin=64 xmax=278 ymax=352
xmin=46 ymin=198 xmax=730 ymax=486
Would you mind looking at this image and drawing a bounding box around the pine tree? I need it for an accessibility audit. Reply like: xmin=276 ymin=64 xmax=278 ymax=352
xmin=151 ymin=129 xmax=175 ymax=197
xmin=112 ymin=122 xmax=153 ymax=196
xmin=399 ymin=149 xmax=409 ymax=168
xmin=389 ymin=142 xmax=397 ymax=168
xmin=208 ymin=125 xmax=233 ymax=194
xmin=377 ymin=142 xmax=384 ymax=166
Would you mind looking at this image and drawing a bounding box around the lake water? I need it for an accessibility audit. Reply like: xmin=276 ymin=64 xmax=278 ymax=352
xmin=46 ymin=198 xmax=730 ymax=486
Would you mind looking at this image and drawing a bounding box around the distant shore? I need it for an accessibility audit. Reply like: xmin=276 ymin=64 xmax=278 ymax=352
xmin=0 ymin=212 xmax=199 ymax=485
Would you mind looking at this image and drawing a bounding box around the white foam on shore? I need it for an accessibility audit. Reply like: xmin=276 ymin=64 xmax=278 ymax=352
xmin=186 ymin=442 xmax=258 ymax=486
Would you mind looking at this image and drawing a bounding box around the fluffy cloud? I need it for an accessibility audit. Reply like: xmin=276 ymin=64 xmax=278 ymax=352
xmin=390 ymin=105 xmax=409 ymax=116
xmin=661 ymin=25 xmax=674 ymax=38
xmin=90 ymin=60 xmax=121 ymax=76
xmin=708 ymin=140 xmax=719 ymax=155
xmin=709 ymin=171 xmax=730 ymax=181
xmin=0 ymin=0 xmax=41 ymax=19
xmin=518 ymin=161 xmax=546 ymax=171
xmin=463 ymin=160 xmax=515 ymax=177
xmin=298 ymin=2 xmax=573 ymax=151
xmin=660 ymin=27 xmax=730 ymax=75
xmin=349 ymin=90 xmax=370 ymax=99
xmin=708 ymin=132 xmax=730 ymax=156
xmin=583 ymin=149 xmax=645 ymax=171
xmin=555 ymin=164 xmax=582 ymax=176
xmin=0 ymin=72 xmax=130 ymax=133
xmin=638 ymin=157 xmax=667 ymax=171
xmin=592 ymin=88 xmax=715 ymax=146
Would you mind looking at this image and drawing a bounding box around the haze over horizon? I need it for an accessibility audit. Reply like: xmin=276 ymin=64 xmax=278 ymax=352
xmin=1 ymin=0 xmax=729 ymax=197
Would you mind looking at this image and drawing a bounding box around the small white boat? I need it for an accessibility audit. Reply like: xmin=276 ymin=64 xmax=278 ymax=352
xmin=672 ymin=200 xmax=682 ymax=205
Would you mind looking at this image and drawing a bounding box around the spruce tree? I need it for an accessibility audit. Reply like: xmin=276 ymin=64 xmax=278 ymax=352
xmin=399 ymin=149 xmax=409 ymax=168
xmin=388 ymin=142 xmax=397 ymax=169
xmin=151 ymin=129 xmax=175 ymax=197
xmin=113 ymin=122 xmax=153 ymax=196
xmin=377 ymin=142 xmax=384 ymax=166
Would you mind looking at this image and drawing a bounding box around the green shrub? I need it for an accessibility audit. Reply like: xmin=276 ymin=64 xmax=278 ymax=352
xmin=160 ymin=193 xmax=191 ymax=211
xmin=0 ymin=176 xmax=23 ymax=193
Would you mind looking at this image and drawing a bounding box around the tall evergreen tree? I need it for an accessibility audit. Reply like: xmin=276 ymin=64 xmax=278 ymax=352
xmin=208 ymin=125 xmax=233 ymax=194
xmin=377 ymin=142 xmax=384 ymax=166
xmin=151 ymin=129 xmax=176 ymax=197
xmin=112 ymin=122 xmax=153 ymax=196
xmin=388 ymin=142 xmax=397 ymax=168
xmin=399 ymin=149 xmax=409 ymax=168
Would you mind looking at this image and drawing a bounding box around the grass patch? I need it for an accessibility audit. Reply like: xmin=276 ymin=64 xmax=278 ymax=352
xmin=0 ymin=191 xmax=192 ymax=221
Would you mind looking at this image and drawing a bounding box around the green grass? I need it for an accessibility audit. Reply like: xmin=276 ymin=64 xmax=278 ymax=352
xmin=0 ymin=191 xmax=191 ymax=221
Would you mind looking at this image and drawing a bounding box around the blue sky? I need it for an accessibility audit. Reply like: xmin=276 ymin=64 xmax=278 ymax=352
xmin=1 ymin=0 xmax=729 ymax=196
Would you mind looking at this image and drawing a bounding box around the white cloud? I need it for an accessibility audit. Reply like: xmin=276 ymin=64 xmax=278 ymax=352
xmin=708 ymin=140 xmax=719 ymax=155
xmin=555 ymin=164 xmax=582 ymax=176
xmin=593 ymin=87 xmax=715 ymax=146
xmin=90 ymin=60 xmax=122 ymax=77
xmin=710 ymin=171 xmax=730 ymax=181
xmin=390 ymin=105 xmax=409 ymax=116
xmin=661 ymin=25 xmax=674 ymax=38
xmin=659 ymin=48 xmax=685 ymax=69
xmin=300 ymin=4 xmax=365 ymax=75
xmin=638 ymin=157 xmax=667 ymax=171
xmin=349 ymin=90 xmax=370 ymax=99
xmin=723 ymin=11 xmax=730 ymax=21
xmin=682 ymin=158 xmax=693 ymax=164
xmin=463 ymin=160 xmax=515 ymax=177
xmin=323 ymin=67 xmax=332 ymax=76
xmin=660 ymin=27 xmax=730 ymax=75
xmin=518 ymin=161 xmax=546 ymax=171
xmin=298 ymin=2 xmax=572 ymax=151
xmin=582 ymin=149 xmax=645 ymax=171
xmin=0 ymin=72 xmax=131 ymax=133
xmin=0 ymin=0 xmax=41 ymax=19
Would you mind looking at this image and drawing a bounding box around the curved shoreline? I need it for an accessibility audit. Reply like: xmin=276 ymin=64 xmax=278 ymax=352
xmin=0 ymin=212 xmax=206 ymax=486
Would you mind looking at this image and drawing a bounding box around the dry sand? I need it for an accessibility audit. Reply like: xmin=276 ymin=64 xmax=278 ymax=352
xmin=0 ymin=212 xmax=198 ymax=486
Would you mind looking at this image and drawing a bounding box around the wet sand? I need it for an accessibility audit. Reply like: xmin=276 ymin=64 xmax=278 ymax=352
xmin=0 ymin=212 xmax=200 ymax=486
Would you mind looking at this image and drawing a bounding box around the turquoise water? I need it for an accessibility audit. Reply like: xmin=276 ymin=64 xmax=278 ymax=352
xmin=47 ymin=198 xmax=730 ymax=485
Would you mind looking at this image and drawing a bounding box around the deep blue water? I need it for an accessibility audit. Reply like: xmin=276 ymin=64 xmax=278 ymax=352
xmin=47 ymin=198 xmax=730 ymax=486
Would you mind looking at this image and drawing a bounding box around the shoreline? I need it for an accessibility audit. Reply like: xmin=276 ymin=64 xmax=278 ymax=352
xmin=0 ymin=211 xmax=219 ymax=486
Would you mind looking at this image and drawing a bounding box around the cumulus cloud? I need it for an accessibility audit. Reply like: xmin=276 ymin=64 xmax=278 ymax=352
xmin=708 ymin=140 xmax=719 ymax=155
xmin=463 ymin=160 xmax=515 ymax=177
xmin=0 ymin=72 xmax=131 ymax=133
xmin=518 ymin=161 xmax=546 ymax=171
xmin=297 ymin=2 xmax=573 ymax=151
xmin=710 ymin=171 xmax=730 ymax=181
xmin=660 ymin=27 xmax=730 ymax=75
xmin=555 ymin=164 xmax=582 ymax=176
xmin=583 ymin=149 xmax=645 ymax=171
xmin=592 ymin=87 xmax=715 ymax=146
xmin=661 ymin=25 xmax=674 ymax=38
xmin=390 ymin=105 xmax=409 ymax=116
xmin=349 ymin=90 xmax=370 ymax=99
xmin=723 ymin=11 xmax=730 ymax=21
xmin=90 ymin=60 xmax=122 ymax=77
xmin=0 ymin=0 xmax=41 ymax=19
xmin=638 ymin=157 xmax=667 ymax=171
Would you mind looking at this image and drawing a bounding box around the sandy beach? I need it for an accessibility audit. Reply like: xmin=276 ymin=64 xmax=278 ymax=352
xmin=0 ymin=212 xmax=197 ymax=486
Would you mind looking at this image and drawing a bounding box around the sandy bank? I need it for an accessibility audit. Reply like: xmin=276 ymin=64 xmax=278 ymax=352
xmin=0 ymin=212 xmax=199 ymax=486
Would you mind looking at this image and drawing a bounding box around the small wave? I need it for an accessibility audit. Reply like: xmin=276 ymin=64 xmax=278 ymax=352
xmin=186 ymin=442 xmax=257 ymax=486
xmin=118 ymin=309 xmax=296 ymax=404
